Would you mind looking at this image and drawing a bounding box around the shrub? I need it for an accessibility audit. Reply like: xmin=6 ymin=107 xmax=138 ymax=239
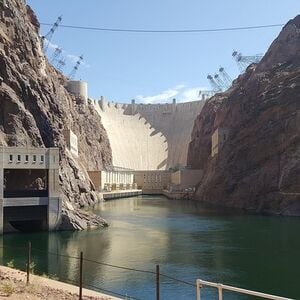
xmin=0 ymin=282 xmax=15 ymax=296
xmin=6 ymin=259 xmax=14 ymax=268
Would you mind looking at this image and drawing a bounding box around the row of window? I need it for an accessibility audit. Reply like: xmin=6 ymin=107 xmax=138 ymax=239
xmin=8 ymin=154 xmax=44 ymax=163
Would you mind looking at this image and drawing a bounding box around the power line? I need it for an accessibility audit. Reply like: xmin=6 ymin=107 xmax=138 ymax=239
xmin=40 ymin=22 xmax=284 ymax=34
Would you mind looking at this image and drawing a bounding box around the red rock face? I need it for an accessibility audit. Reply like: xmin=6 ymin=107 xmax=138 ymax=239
xmin=187 ymin=16 xmax=300 ymax=215
xmin=0 ymin=0 xmax=112 ymax=229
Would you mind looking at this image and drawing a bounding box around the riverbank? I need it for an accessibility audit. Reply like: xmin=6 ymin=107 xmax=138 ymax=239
xmin=0 ymin=266 xmax=121 ymax=300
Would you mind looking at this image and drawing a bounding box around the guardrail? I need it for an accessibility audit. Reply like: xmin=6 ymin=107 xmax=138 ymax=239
xmin=196 ymin=279 xmax=294 ymax=300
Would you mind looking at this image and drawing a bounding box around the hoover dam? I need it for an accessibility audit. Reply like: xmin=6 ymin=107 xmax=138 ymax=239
xmin=94 ymin=98 xmax=205 ymax=170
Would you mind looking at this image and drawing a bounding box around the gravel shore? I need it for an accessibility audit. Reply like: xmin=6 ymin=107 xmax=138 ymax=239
xmin=0 ymin=266 xmax=121 ymax=300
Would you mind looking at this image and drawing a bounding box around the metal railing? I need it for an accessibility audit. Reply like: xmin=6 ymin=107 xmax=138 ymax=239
xmin=196 ymin=279 xmax=294 ymax=300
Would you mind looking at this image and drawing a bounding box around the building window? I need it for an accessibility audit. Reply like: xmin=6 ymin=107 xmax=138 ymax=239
xmin=17 ymin=155 xmax=21 ymax=162
xmin=25 ymin=155 xmax=29 ymax=162
xmin=9 ymin=154 xmax=13 ymax=162
xmin=33 ymin=155 xmax=36 ymax=162
xmin=41 ymin=155 xmax=44 ymax=162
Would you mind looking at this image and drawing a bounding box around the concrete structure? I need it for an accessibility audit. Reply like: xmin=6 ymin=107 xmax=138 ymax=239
xmin=102 ymin=190 xmax=142 ymax=200
xmin=211 ymin=128 xmax=229 ymax=157
xmin=64 ymin=128 xmax=78 ymax=157
xmin=67 ymin=80 xmax=88 ymax=104
xmin=161 ymin=169 xmax=203 ymax=199
xmin=87 ymin=168 xmax=202 ymax=198
xmin=170 ymin=169 xmax=203 ymax=190
xmin=0 ymin=146 xmax=61 ymax=234
xmin=133 ymin=169 xmax=202 ymax=195
xmin=88 ymin=170 xmax=136 ymax=192
xmin=133 ymin=170 xmax=171 ymax=194
xmin=94 ymin=98 xmax=205 ymax=170
xmin=94 ymin=101 xmax=168 ymax=170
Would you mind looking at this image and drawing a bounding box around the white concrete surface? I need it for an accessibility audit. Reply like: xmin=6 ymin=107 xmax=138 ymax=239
xmin=67 ymin=80 xmax=88 ymax=104
xmin=94 ymin=100 xmax=204 ymax=170
xmin=94 ymin=102 xmax=168 ymax=170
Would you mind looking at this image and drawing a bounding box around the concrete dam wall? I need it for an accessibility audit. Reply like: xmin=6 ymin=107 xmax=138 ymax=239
xmin=94 ymin=99 xmax=205 ymax=170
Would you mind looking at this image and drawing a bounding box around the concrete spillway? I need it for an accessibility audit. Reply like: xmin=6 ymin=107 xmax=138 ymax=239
xmin=94 ymin=100 xmax=204 ymax=170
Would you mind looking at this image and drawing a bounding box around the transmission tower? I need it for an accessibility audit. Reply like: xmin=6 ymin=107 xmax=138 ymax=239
xmin=219 ymin=67 xmax=232 ymax=88
xmin=198 ymin=90 xmax=215 ymax=100
xmin=50 ymin=47 xmax=62 ymax=63
xmin=41 ymin=16 xmax=63 ymax=53
xmin=56 ymin=57 xmax=66 ymax=71
xmin=68 ymin=55 xmax=83 ymax=79
xmin=214 ymin=74 xmax=227 ymax=90
xmin=207 ymin=74 xmax=222 ymax=92
xmin=232 ymin=50 xmax=263 ymax=72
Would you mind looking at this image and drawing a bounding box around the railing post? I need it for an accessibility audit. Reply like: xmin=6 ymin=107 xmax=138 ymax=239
xmin=218 ymin=283 xmax=223 ymax=300
xmin=79 ymin=251 xmax=83 ymax=300
xmin=156 ymin=264 xmax=160 ymax=300
xmin=26 ymin=241 xmax=31 ymax=285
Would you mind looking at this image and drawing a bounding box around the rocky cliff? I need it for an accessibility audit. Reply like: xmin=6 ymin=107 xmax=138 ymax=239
xmin=188 ymin=16 xmax=300 ymax=215
xmin=0 ymin=0 xmax=112 ymax=229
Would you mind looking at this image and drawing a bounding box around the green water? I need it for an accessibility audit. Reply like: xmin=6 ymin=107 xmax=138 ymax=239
xmin=0 ymin=195 xmax=299 ymax=299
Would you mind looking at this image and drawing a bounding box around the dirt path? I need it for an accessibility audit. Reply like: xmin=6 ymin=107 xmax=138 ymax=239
xmin=0 ymin=266 xmax=121 ymax=300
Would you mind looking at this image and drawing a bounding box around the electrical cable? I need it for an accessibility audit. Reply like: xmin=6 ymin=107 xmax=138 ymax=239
xmin=40 ymin=22 xmax=284 ymax=34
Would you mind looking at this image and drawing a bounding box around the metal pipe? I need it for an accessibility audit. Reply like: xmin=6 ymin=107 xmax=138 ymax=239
xmin=156 ymin=265 xmax=160 ymax=300
xmin=196 ymin=279 xmax=293 ymax=300
xmin=79 ymin=252 xmax=83 ymax=300
xmin=196 ymin=280 xmax=201 ymax=300
xmin=26 ymin=241 xmax=31 ymax=285
xmin=218 ymin=283 xmax=223 ymax=300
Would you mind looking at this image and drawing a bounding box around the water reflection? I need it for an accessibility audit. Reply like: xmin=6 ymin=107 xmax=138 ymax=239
xmin=0 ymin=195 xmax=299 ymax=299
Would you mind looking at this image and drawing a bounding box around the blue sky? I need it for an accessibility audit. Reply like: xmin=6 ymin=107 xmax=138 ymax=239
xmin=27 ymin=0 xmax=299 ymax=103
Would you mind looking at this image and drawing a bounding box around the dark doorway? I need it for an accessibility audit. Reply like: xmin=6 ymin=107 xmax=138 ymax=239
xmin=4 ymin=169 xmax=48 ymax=198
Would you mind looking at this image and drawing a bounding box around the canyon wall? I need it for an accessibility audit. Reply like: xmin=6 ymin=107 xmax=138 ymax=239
xmin=188 ymin=15 xmax=300 ymax=215
xmin=0 ymin=0 xmax=112 ymax=229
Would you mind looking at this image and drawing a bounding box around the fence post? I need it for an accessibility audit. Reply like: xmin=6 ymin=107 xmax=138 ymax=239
xmin=79 ymin=251 xmax=83 ymax=300
xmin=156 ymin=264 xmax=160 ymax=300
xmin=26 ymin=241 xmax=31 ymax=285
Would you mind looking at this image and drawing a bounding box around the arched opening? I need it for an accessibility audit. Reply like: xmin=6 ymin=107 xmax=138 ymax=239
xmin=3 ymin=206 xmax=48 ymax=233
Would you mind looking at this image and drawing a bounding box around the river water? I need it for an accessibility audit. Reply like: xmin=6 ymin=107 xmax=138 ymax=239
xmin=0 ymin=195 xmax=299 ymax=299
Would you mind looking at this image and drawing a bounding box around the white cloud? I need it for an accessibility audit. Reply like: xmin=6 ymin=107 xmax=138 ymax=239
xmin=135 ymin=85 xmax=209 ymax=104
xmin=46 ymin=40 xmax=59 ymax=50
xmin=136 ymin=85 xmax=185 ymax=104
xmin=180 ymin=87 xmax=206 ymax=102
